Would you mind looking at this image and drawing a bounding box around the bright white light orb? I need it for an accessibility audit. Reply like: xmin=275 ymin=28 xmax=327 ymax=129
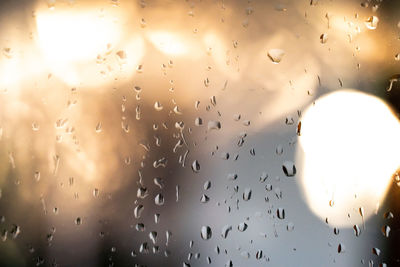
xmin=297 ymin=90 xmax=400 ymax=227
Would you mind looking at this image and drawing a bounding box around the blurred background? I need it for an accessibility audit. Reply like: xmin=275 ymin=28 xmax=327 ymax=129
xmin=0 ymin=0 xmax=399 ymax=266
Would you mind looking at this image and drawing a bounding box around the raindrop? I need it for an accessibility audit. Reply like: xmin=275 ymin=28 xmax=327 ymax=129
xmin=135 ymin=223 xmax=145 ymax=232
xmin=353 ymin=225 xmax=361 ymax=237
xmin=192 ymin=160 xmax=200 ymax=173
xmin=139 ymin=242 xmax=149 ymax=254
xmin=256 ymin=250 xmax=263 ymax=259
xmin=372 ymin=247 xmax=381 ymax=256
xmin=75 ymin=217 xmax=82 ymax=225
xmin=93 ymin=188 xmax=99 ymax=197
xmin=227 ymin=173 xmax=238 ymax=181
xmin=195 ymin=117 xmax=203 ymax=126
xmin=320 ymin=33 xmax=328 ymax=44
xmin=201 ymin=226 xmax=212 ymax=240
xmin=267 ymin=49 xmax=285 ymax=63
xmin=287 ymin=222 xmax=295 ymax=231
xmin=383 ymin=212 xmax=394 ymax=219
xmin=382 ymin=225 xmax=390 ymax=237
xmin=134 ymin=205 xmax=144 ymax=218
xmin=149 ymin=231 xmax=157 ymax=244
xmin=276 ymin=145 xmax=283 ymax=155
xmin=243 ymin=188 xmax=252 ymax=201
xmin=154 ymin=177 xmax=164 ymax=189
xmin=334 ymin=227 xmax=340 ymax=235
xmin=338 ymin=243 xmax=345 ymax=253
xmin=208 ymin=121 xmax=221 ymax=130
xmin=204 ymin=181 xmax=211 ymax=190
xmin=365 ymin=16 xmax=379 ymax=30
xmin=154 ymin=101 xmax=163 ymax=111
xmin=200 ymin=194 xmax=210 ymax=203
xmin=221 ymin=225 xmax=232 ymax=239
xmin=282 ymin=161 xmax=296 ymax=177
xmin=238 ymin=222 xmax=248 ymax=232
xmin=277 ymin=208 xmax=285 ymax=219
xmin=155 ymin=194 xmax=164 ymax=205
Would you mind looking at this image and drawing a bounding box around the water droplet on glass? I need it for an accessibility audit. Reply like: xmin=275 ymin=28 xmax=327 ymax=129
xmin=277 ymin=208 xmax=285 ymax=219
xmin=200 ymin=194 xmax=210 ymax=203
xmin=353 ymin=225 xmax=361 ymax=237
xmin=192 ymin=160 xmax=200 ymax=173
xmin=382 ymin=225 xmax=390 ymax=237
xmin=221 ymin=225 xmax=232 ymax=239
xmin=155 ymin=194 xmax=164 ymax=205
xmin=201 ymin=226 xmax=212 ymax=240
xmin=267 ymin=49 xmax=285 ymax=63
xmin=195 ymin=117 xmax=203 ymax=126
xmin=75 ymin=217 xmax=82 ymax=225
xmin=238 ymin=222 xmax=248 ymax=232
xmin=204 ymin=181 xmax=211 ymax=190
xmin=320 ymin=33 xmax=328 ymax=44
xmin=338 ymin=243 xmax=345 ymax=253
xmin=287 ymin=222 xmax=295 ymax=231
xmin=154 ymin=101 xmax=163 ymax=111
xmin=134 ymin=204 xmax=144 ymax=218
xmin=372 ymin=247 xmax=381 ymax=256
xmin=243 ymin=188 xmax=252 ymax=201
xmin=208 ymin=120 xmax=221 ymax=130
xmin=282 ymin=161 xmax=296 ymax=177
xmin=365 ymin=16 xmax=379 ymax=30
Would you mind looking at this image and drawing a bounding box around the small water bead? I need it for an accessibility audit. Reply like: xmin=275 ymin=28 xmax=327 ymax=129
xmin=221 ymin=225 xmax=232 ymax=239
xmin=277 ymin=208 xmax=285 ymax=219
xmin=242 ymin=188 xmax=252 ymax=201
xmin=320 ymin=33 xmax=328 ymax=44
xmin=260 ymin=172 xmax=268 ymax=182
xmin=287 ymin=222 xmax=295 ymax=231
xmin=365 ymin=16 xmax=379 ymax=30
xmin=333 ymin=228 xmax=340 ymax=235
xmin=135 ymin=223 xmax=145 ymax=232
xmin=134 ymin=205 xmax=144 ymax=218
xmin=137 ymin=187 xmax=149 ymax=199
xmin=155 ymin=194 xmax=164 ymax=205
xmin=353 ymin=225 xmax=361 ymax=237
xmin=75 ymin=217 xmax=82 ymax=225
xmin=154 ymin=214 xmax=160 ymax=224
xmin=256 ymin=250 xmax=263 ymax=260
xmin=265 ymin=184 xmax=272 ymax=191
xmin=93 ymin=188 xmax=99 ymax=197
xmin=238 ymin=222 xmax=248 ymax=232
xmin=282 ymin=161 xmax=296 ymax=177
xmin=192 ymin=160 xmax=200 ymax=173
xmin=233 ymin=114 xmax=241 ymax=121
xmin=140 ymin=242 xmax=149 ymax=254
xmin=154 ymin=177 xmax=164 ymax=189
xmin=382 ymin=225 xmax=390 ymax=237
xmin=338 ymin=243 xmax=345 ymax=253
xmin=200 ymin=194 xmax=210 ymax=203
xmin=204 ymin=181 xmax=211 ymax=190
xmin=383 ymin=211 xmax=394 ymax=219
xmin=149 ymin=231 xmax=157 ymax=244
xmin=276 ymin=144 xmax=283 ymax=155
xmin=194 ymin=117 xmax=203 ymax=126
xmin=372 ymin=247 xmax=381 ymax=256
xmin=200 ymin=226 xmax=212 ymax=240
xmin=208 ymin=120 xmax=221 ymax=130
xmin=154 ymin=101 xmax=163 ymax=111
xmin=227 ymin=173 xmax=238 ymax=181
xmin=267 ymin=48 xmax=285 ymax=63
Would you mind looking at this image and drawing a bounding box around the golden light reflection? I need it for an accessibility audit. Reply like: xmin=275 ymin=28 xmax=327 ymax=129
xmin=35 ymin=6 xmax=144 ymax=86
xmin=148 ymin=32 xmax=189 ymax=55
xmin=297 ymin=90 xmax=400 ymax=227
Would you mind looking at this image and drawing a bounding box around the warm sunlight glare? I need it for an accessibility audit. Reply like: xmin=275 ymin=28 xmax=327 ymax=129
xmin=148 ymin=32 xmax=189 ymax=55
xmin=297 ymin=90 xmax=400 ymax=227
